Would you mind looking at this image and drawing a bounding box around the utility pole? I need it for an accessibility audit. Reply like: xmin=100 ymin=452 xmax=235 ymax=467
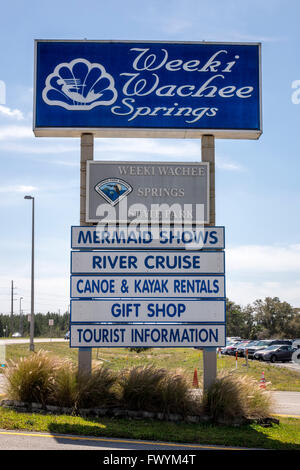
xmin=10 ymin=280 xmax=13 ymax=317
xmin=10 ymin=280 xmax=17 ymax=335
xmin=19 ymin=296 xmax=23 ymax=336
xmin=24 ymin=195 xmax=35 ymax=352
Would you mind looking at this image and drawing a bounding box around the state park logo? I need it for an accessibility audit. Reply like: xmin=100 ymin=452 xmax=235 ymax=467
xmin=94 ymin=178 xmax=133 ymax=206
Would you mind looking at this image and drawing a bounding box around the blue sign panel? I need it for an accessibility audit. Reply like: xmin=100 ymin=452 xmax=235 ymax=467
xmin=34 ymin=40 xmax=261 ymax=139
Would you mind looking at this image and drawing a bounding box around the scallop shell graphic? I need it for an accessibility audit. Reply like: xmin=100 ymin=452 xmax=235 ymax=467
xmin=42 ymin=58 xmax=118 ymax=110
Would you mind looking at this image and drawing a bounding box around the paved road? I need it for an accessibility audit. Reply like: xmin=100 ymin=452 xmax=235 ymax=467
xmin=271 ymin=392 xmax=300 ymax=416
xmin=0 ymin=338 xmax=66 ymax=346
xmin=0 ymin=429 xmax=250 ymax=451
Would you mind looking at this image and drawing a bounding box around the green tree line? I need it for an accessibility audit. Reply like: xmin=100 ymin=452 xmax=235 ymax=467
xmin=0 ymin=312 xmax=69 ymax=338
xmin=0 ymin=297 xmax=299 ymax=339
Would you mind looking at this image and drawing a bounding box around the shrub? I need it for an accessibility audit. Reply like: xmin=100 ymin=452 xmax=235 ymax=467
xmin=4 ymin=351 xmax=57 ymax=405
xmin=74 ymin=366 xmax=119 ymax=410
xmin=120 ymin=365 xmax=197 ymax=416
xmin=50 ymin=361 xmax=77 ymax=408
xmin=202 ymin=371 xmax=273 ymax=423
xmin=128 ymin=348 xmax=151 ymax=353
xmin=158 ymin=369 xmax=199 ymax=416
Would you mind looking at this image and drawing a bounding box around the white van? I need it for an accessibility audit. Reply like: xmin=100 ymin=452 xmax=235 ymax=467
xmin=292 ymin=339 xmax=300 ymax=349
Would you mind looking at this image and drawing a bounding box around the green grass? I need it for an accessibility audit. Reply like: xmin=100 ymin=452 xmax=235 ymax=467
xmin=3 ymin=343 xmax=300 ymax=392
xmin=0 ymin=407 xmax=299 ymax=450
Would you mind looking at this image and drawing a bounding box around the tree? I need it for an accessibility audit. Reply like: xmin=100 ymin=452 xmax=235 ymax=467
xmin=252 ymin=297 xmax=296 ymax=339
xmin=226 ymin=299 xmax=258 ymax=339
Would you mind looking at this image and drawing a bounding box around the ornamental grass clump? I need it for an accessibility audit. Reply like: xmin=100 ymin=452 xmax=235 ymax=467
xmin=50 ymin=360 xmax=78 ymax=408
xmin=74 ymin=365 xmax=120 ymax=410
xmin=202 ymin=371 xmax=273 ymax=424
xmin=120 ymin=365 xmax=198 ymax=416
xmin=4 ymin=350 xmax=57 ymax=405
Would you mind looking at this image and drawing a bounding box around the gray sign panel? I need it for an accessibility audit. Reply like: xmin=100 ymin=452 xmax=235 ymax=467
xmin=86 ymin=161 xmax=209 ymax=224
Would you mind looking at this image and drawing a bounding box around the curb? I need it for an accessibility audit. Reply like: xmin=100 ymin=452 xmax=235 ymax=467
xmin=0 ymin=399 xmax=279 ymax=426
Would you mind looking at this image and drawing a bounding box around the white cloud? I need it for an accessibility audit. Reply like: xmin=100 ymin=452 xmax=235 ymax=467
xmin=0 ymin=125 xmax=32 ymax=140
xmin=0 ymin=141 xmax=78 ymax=154
xmin=216 ymin=159 xmax=244 ymax=172
xmin=0 ymin=132 xmax=244 ymax=172
xmin=95 ymin=138 xmax=245 ymax=170
xmin=0 ymin=105 xmax=24 ymax=121
xmin=227 ymin=244 xmax=300 ymax=272
xmin=0 ymin=184 xmax=38 ymax=193
xmin=226 ymin=279 xmax=300 ymax=308
xmin=0 ymin=276 xmax=69 ymax=315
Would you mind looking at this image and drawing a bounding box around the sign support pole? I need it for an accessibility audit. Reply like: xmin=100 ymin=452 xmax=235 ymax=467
xmin=78 ymin=133 xmax=94 ymax=376
xmin=201 ymin=135 xmax=217 ymax=392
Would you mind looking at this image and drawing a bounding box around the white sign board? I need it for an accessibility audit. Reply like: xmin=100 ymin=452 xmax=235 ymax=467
xmin=70 ymin=299 xmax=226 ymax=323
xmin=71 ymin=250 xmax=225 ymax=275
xmin=70 ymin=323 xmax=226 ymax=348
xmin=70 ymin=274 xmax=225 ymax=298
xmin=71 ymin=225 xmax=225 ymax=250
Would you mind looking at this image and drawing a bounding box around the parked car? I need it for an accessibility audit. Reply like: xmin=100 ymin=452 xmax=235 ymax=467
xmin=220 ymin=340 xmax=241 ymax=355
xmin=227 ymin=340 xmax=250 ymax=356
xmin=254 ymin=344 xmax=296 ymax=363
xmin=236 ymin=340 xmax=256 ymax=357
xmin=248 ymin=339 xmax=292 ymax=359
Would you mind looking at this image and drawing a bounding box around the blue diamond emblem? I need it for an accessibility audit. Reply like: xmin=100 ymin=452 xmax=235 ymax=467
xmin=94 ymin=178 xmax=132 ymax=206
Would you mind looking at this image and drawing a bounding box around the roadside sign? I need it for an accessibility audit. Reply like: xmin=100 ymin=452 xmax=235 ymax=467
xmin=86 ymin=161 xmax=209 ymax=224
xmin=71 ymin=225 xmax=225 ymax=249
xmin=70 ymin=323 xmax=226 ymax=348
xmin=70 ymin=298 xmax=226 ymax=323
xmin=34 ymin=40 xmax=261 ymax=140
xmin=70 ymin=274 xmax=225 ymax=298
xmin=70 ymin=250 xmax=225 ymax=275
xmin=48 ymin=319 xmax=54 ymax=326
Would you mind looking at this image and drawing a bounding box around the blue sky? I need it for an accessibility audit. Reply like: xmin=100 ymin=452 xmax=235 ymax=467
xmin=1 ymin=0 xmax=300 ymax=316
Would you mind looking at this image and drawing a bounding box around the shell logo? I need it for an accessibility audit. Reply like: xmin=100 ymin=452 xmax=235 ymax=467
xmin=42 ymin=58 xmax=118 ymax=110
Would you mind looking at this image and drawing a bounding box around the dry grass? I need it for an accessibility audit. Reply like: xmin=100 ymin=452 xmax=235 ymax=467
xmin=3 ymin=353 xmax=273 ymax=423
xmin=50 ymin=361 xmax=78 ymax=408
xmin=75 ymin=366 xmax=119 ymax=410
xmin=202 ymin=371 xmax=273 ymax=423
xmin=119 ymin=365 xmax=198 ymax=416
xmin=4 ymin=351 xmax=58 ymax=405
